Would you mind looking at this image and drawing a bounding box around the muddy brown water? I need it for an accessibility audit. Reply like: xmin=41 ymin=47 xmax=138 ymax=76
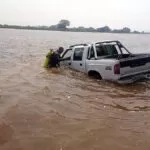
xmin=0 ymin=29 xmax=150 ymax=150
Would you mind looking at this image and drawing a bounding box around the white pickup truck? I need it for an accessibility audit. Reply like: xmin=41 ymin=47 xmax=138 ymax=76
xmin=61 ymin=41 xmax=150 ymax=84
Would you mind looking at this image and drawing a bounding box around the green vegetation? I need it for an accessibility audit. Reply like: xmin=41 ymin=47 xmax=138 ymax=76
xmin=0 ymin=19 xmax=146 ymax=34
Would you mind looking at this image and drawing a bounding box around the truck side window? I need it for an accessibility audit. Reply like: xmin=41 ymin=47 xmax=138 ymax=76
xmin=96 ymin=46 xmax=108 ymax=57
xmin=73 ymin=48 xmax=84 ymax=61
xmin=105 ymin=45 xmax=118 ymax=55
xmin=62 ymin=49 xmax=72 ymax=60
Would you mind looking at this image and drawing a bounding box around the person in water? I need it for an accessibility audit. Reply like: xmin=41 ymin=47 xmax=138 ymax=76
xmin=44 ymin=47 xmax=64 ymax=68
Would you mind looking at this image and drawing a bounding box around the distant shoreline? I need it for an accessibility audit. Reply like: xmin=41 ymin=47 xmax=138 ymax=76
xmin=0 ymin=25 xmax=149 ymax=34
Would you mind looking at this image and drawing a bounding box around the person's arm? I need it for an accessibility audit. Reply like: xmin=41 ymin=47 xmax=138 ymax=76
xmin=59 ymin=56 xmax=71 ymax=61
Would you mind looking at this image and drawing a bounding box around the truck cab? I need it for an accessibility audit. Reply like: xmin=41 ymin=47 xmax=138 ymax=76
xmin=61 ymin=44 xmax=89 ymax=72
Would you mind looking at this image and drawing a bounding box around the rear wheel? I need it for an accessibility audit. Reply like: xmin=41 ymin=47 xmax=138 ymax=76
xmin=88 ymin=71 xmax=102 ymax=79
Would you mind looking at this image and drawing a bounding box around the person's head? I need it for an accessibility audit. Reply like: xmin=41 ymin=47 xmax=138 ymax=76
xmin=57 ymin=47 xmax=64 ymax=54
xmin=49 ymin=48 xmax=53 ymax=52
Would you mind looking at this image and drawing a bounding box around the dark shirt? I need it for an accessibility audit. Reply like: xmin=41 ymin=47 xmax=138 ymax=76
xmin=49 ymin=52 xmax=60 ymax=67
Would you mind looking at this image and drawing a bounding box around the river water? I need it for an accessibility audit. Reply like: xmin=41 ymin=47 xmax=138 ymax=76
xmin=0 ymin=29 xmax=150 ymax=150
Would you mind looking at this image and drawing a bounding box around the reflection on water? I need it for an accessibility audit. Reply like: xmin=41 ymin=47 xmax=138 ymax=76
xmin=0 ymin=29 xmax=150 ymax=150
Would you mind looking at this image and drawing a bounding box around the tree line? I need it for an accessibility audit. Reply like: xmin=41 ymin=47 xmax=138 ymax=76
xmin=0 ymin=19 xmax=144 ymax=34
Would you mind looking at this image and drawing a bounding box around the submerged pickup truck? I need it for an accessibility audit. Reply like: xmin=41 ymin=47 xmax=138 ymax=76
xmin=61 ymin=41 xmax=150 ymax=84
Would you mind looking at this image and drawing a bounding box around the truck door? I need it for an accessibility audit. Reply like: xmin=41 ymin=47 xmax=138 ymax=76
xmin=71 ymin=47 xmax=86 ymax=72
xmin=61 ymin=49 xmax=72 ymax=67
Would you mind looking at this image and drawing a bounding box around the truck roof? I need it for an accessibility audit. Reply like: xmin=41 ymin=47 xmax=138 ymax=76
xmin=68 ymin=40 xmax=131 ymax=55
xmin=69 ymin=40 xmax=122 ymax=48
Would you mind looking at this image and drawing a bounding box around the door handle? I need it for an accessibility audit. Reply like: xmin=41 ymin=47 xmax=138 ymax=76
xmin=80 ymin=63 xmax=82 ymax=66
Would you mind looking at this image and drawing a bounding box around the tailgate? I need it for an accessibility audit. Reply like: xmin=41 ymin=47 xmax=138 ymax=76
xmin=120 ymin=55 xmax=150 ymax=77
